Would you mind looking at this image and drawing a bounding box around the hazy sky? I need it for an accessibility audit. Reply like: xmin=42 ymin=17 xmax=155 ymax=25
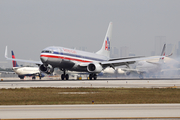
xmin=1 ymin=0 xmax=180 ymax=67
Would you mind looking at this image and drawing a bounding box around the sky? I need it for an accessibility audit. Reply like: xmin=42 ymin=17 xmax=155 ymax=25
xmin=1 ymin=0 xmax=180 ymax=67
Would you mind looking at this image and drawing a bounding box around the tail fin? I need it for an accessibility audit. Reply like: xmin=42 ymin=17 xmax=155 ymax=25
xmin=11 ymin=51 xmax=19 ymax=67
xmin=159 ymin=44 xmax=166 ymax=62
xmin=160 ymin=44 xmax=166 ymax=56
xmin=96 ymin=22 xmax=113 ymax=59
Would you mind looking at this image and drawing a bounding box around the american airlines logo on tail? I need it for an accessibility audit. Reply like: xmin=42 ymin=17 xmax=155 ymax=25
xmin=105 ymin=37 xmax=110 ymax=51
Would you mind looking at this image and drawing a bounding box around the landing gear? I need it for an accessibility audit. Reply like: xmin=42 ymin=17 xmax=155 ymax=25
xmin=18 ymin=75 xmax=24 ymax=80
xmin=61 ymin=69 xmax=69 ymax=80
xmin=39 ymin=74 xmax=42 ymax=80
xmin=89 ymin=73 xmax=97 ymax=80
xmin=61 ymin=74 xmax=65 ymax=80
xmin=65 ymin=74 xmax=69 ymax=80
xmin=32 ymin=76 xmax=36 ymax=80
xmin=61 ymin=74 xmax=69 ymax=80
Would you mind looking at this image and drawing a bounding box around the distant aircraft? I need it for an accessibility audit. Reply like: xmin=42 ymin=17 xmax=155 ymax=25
xmin=5 ymin=22 xmax=164 ymax=80
xmin=121 ymin=44 xmax=173 ymax=79
xmin=11 ymin=51 xmax=44 ymax=80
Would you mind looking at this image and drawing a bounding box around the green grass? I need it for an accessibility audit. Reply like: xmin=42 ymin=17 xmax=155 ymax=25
xmin=0 ymin=88 xmax=180 ymax=105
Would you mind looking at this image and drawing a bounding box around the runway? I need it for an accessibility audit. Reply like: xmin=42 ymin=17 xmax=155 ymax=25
xmin=1 ymin=79 xmax=180 ymax=119
xmin=1 ymin=79 xmax=180 ymax=88
xmin=0 ymin=104 xmax=179 ymax=119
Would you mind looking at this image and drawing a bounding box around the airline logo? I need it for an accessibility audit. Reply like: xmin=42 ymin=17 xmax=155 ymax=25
xmin=12 ymin=51 xmax=17 ymax=67
xmin=105 ymin=37 xmax=110 ymax=51
xmin=162 ymin=53 xmax=165 ymax=60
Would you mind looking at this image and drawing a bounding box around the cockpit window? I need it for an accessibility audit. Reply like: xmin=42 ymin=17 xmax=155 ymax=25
xmin=41 ymin=50 xmax=52 ymax=53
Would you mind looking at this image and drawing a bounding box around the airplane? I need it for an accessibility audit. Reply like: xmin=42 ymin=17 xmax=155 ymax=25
xmin=5 ymin=22 xmax=165 ymax=80
xmin=121 ymin=44 xmax=173 ymax=79
xmin=11 ymin=51 xmax=45 ymax=80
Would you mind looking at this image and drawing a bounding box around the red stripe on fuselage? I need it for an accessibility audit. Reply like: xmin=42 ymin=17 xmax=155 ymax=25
xmin=40 ymin=54 xmax=92 ymax=63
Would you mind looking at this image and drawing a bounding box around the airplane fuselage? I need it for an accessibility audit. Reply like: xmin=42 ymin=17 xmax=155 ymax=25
xmin=40 ymin=46 xmax=108 ymax=72
xmin=12 ymin=67 xmax=40 ymax=76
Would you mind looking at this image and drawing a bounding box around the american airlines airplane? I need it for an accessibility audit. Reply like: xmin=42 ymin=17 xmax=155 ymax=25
xmin=5 ymin=22 xmax=164 ymax=80
xmin=11 ymin=51 xmax=44 ymax=79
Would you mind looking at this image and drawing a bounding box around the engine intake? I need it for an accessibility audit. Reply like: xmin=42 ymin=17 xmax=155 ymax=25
xmin=39 ymin=64 xmax=54 ymax=74
xmin=87 ymin=63 xmax=103 ymax=73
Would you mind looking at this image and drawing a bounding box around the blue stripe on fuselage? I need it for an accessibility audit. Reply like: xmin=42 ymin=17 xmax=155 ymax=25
xmin=53 ymin=51 xmax=106 ymax=62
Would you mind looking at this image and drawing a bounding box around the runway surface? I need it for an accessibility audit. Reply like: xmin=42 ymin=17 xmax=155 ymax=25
xmin=1 ymin=79 xmax=180 ymax=119
xmin=1 ymin=79 xmax=180 ymax=88
xmin=0 ymin=104 xmax=180 ymax=119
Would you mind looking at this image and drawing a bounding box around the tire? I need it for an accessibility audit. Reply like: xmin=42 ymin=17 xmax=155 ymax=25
xmin=65 ymin=74 xmax=69 ymax=80
xmin=61 ymin=74 xmax=65 ymax=80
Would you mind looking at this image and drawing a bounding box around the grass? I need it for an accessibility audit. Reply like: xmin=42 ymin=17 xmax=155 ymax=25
xmin=0 ymin=88 xmax=180 ymax=105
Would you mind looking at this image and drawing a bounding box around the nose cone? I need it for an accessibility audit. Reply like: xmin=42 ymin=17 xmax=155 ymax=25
xmin=40 ymin=57 xmax=48 ymax=63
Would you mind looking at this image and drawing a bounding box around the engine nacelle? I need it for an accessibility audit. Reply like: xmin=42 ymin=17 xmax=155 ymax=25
xmin=39 ymin=64 xmax=54 ymax=74
xmin=87 ymin=63 xmax=103 ymax=73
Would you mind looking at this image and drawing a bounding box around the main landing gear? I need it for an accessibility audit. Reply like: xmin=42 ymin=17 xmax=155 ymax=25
xmin=61 ymin=69 xmax=69 ymax=80
xmin=89 ymin=73 xmax=97 ymax=80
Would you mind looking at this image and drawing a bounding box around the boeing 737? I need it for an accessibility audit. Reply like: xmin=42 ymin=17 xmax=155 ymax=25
xmin=11 ymin=51 xmax=44 ymax=79
xmin=5 ymin=22 xmax=165 ymax=80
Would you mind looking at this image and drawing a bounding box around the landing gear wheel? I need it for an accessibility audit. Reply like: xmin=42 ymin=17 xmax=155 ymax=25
xmin=89 ymin=73 xmax=97 ymax=80
xmin=61 ymin=74 xmax=65 ymax=80
xmin=93 ymin=74 xmax=97 ymax=80
xmin=89 ymin=74 xmax=93 ymax=80
xmin=65 ymin=74 xmax=69 ymax=80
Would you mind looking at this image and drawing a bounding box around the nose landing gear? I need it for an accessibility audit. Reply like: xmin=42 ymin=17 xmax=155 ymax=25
xmin=61 ymin=69 xmax=69 ymax=80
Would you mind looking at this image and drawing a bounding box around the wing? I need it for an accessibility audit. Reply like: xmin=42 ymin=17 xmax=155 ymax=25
xmin=109 ymin=56 xmax=144 ymax=61
xmin=101 ymin=56 xmax=164 ymax=68
xmin=5 ymin=46 xmax=42 ymax=65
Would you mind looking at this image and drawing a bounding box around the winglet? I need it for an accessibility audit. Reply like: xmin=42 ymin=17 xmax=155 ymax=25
xmin=5 ymin=46 xmax=8 ymax=59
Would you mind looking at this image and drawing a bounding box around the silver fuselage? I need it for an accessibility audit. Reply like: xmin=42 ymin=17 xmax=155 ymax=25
xmin=40 ymin=46 xmax=108 ymax=72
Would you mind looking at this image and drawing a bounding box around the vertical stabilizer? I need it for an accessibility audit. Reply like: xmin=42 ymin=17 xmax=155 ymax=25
xmin=11 ymin=51 xmax=19 ymax=67
xmin=159 ymin=44 xmax=166 ymax=63
xmin=96 ymin=22 xmax=113 ymax=59
xmin=160 ymin=44 xmax=166 ymax=56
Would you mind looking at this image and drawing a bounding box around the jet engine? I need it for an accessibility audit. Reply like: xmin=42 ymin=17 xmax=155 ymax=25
xmin=39 ymin=64 xmax=54 ymax=74
xmin=87 ymin=63 xmax=103 ymax=73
